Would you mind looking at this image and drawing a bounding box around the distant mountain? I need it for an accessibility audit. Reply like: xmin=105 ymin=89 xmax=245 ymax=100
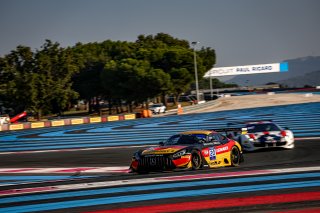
xmin=225 ymin=56 xmax=320 ymax=86
xmin=276 ymin=70 xmax=320 ymax=87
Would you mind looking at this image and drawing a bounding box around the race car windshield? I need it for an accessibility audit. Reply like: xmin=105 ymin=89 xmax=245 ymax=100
xmin=247 ymin=123 xmax=280 ymax=133
xmin=165 ymin=134 xmax=206 ymax=145
xmin=151 ymin=104 xmax=162 ymax=107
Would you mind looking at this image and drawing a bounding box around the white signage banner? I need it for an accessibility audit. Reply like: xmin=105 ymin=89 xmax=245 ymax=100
xmin=204 ymin=62 xmax=288 ymax=77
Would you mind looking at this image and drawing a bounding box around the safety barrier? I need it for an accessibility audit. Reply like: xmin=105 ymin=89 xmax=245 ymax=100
xmin=0 ymin=100 xmax=224 ymax=131
xmin=0 ymin=113 xmax=136 ymax=132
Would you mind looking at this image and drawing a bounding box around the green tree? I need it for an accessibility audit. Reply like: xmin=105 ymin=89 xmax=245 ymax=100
xmin=135 ymin=33 xmax=216 ymax=104
xmin=0 ymin=40 xmax=79 ymax=119
xmin=0 ymin=46 xmax=35 ymax=114
xmin=101 ymin=58 xmax=171 ymax=112
xmin=71 ymin=42 xmax=107 ymax=113
xmin=31 ymin=40 xmax=79 ymax=118
xmin=72 ymin=40 xmax=136 ymax=113
xmin=1 ymin=33 xmax=217 ymax=117
xmin=198 ymin=47 xmax=216 ymax=71
xmin=155 ymin=47 xmax=204 ymax=104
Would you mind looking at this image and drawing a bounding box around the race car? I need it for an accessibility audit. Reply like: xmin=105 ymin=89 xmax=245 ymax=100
xmin=129 ymin=130 xmax=244 ymax=173
xmin=225 ymin=121 xmax=295 ymax=152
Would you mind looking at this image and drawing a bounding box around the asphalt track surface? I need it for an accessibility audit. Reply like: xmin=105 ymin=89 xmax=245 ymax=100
xmin=0 ymin=102 xmax=319 ymax=212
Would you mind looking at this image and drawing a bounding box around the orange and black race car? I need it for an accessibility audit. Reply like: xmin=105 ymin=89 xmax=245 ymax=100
xmin=130 ymin=130 xmax=244 ymax=173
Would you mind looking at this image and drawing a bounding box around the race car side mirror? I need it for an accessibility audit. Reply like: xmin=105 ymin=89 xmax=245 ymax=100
xmin=159 ymin=141 xmax=164 ymax=146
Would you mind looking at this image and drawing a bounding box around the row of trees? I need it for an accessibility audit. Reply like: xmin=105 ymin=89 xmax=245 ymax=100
xmin=0 ymin=33 xmax=229 ymax=119
xmin=0 ymin=41 xmax=78 ymax=119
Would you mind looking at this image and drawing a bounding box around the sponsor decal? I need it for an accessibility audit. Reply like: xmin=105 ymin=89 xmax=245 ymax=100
xmin=202 ymin=149 xmax=209 ymax=157
xmin=144 ymin=148 xmax=177 ymax=155
xmin=124 ymin=114 xmax=136 ymax=120
xmin=154 ymin=146 xmax=185 ymax=150
xmin=216 ymin=146 xmax=229 ymax=153
xmin=51 ymin=120 xmax=65 ymax=126
xmin=71 ymin=119 xmax=84 ymax=125
xmin=251 ymin=66 xmax=272 ymax=71
xmin=90 ymin=117 xmax=102 ymax=123
xmin=31 ymin=122 xmax=45 ymax=128
xmin=209 ymin=161 xmax=221 ymax=166
xmin=156 ymin=149 xmax=176 ymax=153
xmin=204 ymin=62 xmax=288 ymax=77
xmin=9 ymin=124 xmax=24 ymax=130
xmin=209 ymin=147 xmax=216 ymax=160
xmin=107 ymin=116 xmax=119 ymax=121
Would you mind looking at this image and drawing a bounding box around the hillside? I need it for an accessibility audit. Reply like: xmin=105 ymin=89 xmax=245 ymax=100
xmin=277 ymin=70 xmax=320 ymax=87
xmin=225 ymin=56 xmax=320 ymax=86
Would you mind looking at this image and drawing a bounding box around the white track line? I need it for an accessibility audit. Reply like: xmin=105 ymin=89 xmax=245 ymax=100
xmin=0 ymin=167 xmax=129 ymax=174
xmin=0 ymin=144 xmax=157 ymax=155
xmin=1 ymin=166 xmax=320 ymax=197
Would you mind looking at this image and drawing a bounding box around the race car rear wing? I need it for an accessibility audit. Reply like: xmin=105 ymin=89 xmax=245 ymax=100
xmin=227 ymin=120 xmax=273 ymax=126
xmin=212 ymin=127 xmax=248 ymax=135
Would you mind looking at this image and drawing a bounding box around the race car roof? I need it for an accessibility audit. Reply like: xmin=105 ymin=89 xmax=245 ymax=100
xmin=246 ymin=120 xmax=273 ymax=125
xmin=179 ymin=130 xmax=213 ymax=135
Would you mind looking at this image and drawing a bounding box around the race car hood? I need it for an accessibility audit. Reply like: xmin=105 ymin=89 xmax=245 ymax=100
xmin=141 ymin=145 xmax=186 ymax=155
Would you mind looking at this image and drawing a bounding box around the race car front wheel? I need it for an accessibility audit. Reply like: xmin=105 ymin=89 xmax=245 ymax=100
xmin=230 ymin=146 xmax=241 ymax=166
xmin=191 ymin=151 xmax=202 ymax=170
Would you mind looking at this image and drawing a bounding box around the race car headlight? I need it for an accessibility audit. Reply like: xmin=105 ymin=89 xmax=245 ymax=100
xmin=173 ymin=149 xmax=186 ymax=159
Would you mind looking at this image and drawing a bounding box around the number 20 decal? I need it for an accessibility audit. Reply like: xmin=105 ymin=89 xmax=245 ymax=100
xmin=209 ymin=147 xmax=216 ymax=160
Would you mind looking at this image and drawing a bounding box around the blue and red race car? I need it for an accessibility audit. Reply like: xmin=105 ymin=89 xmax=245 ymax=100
xmin=226 ymin=121 xmax=295 ymax=152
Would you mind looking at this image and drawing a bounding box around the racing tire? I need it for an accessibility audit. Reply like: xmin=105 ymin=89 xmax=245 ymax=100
xmin=191 ymin=150 xmax=202 ymax=170
xmin=230 ymin=146 xmax=241 ymax=167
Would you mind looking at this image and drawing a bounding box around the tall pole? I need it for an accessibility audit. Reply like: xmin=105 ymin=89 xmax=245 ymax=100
xmin=210 ymin=76 xmax=213 ymax=100
xmin=192 ymin=41 xmax=200 ymax=104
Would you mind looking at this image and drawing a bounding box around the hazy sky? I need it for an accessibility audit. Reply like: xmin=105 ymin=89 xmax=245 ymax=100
xmin=1 ymin=0 xmax=319 ymax=67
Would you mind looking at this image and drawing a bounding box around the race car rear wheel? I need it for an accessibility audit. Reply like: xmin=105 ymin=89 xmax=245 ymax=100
xmin=230 ymin=146 xmax=241 ymax=166
xmin=191 ymin=151 xmax=202 ymax=170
